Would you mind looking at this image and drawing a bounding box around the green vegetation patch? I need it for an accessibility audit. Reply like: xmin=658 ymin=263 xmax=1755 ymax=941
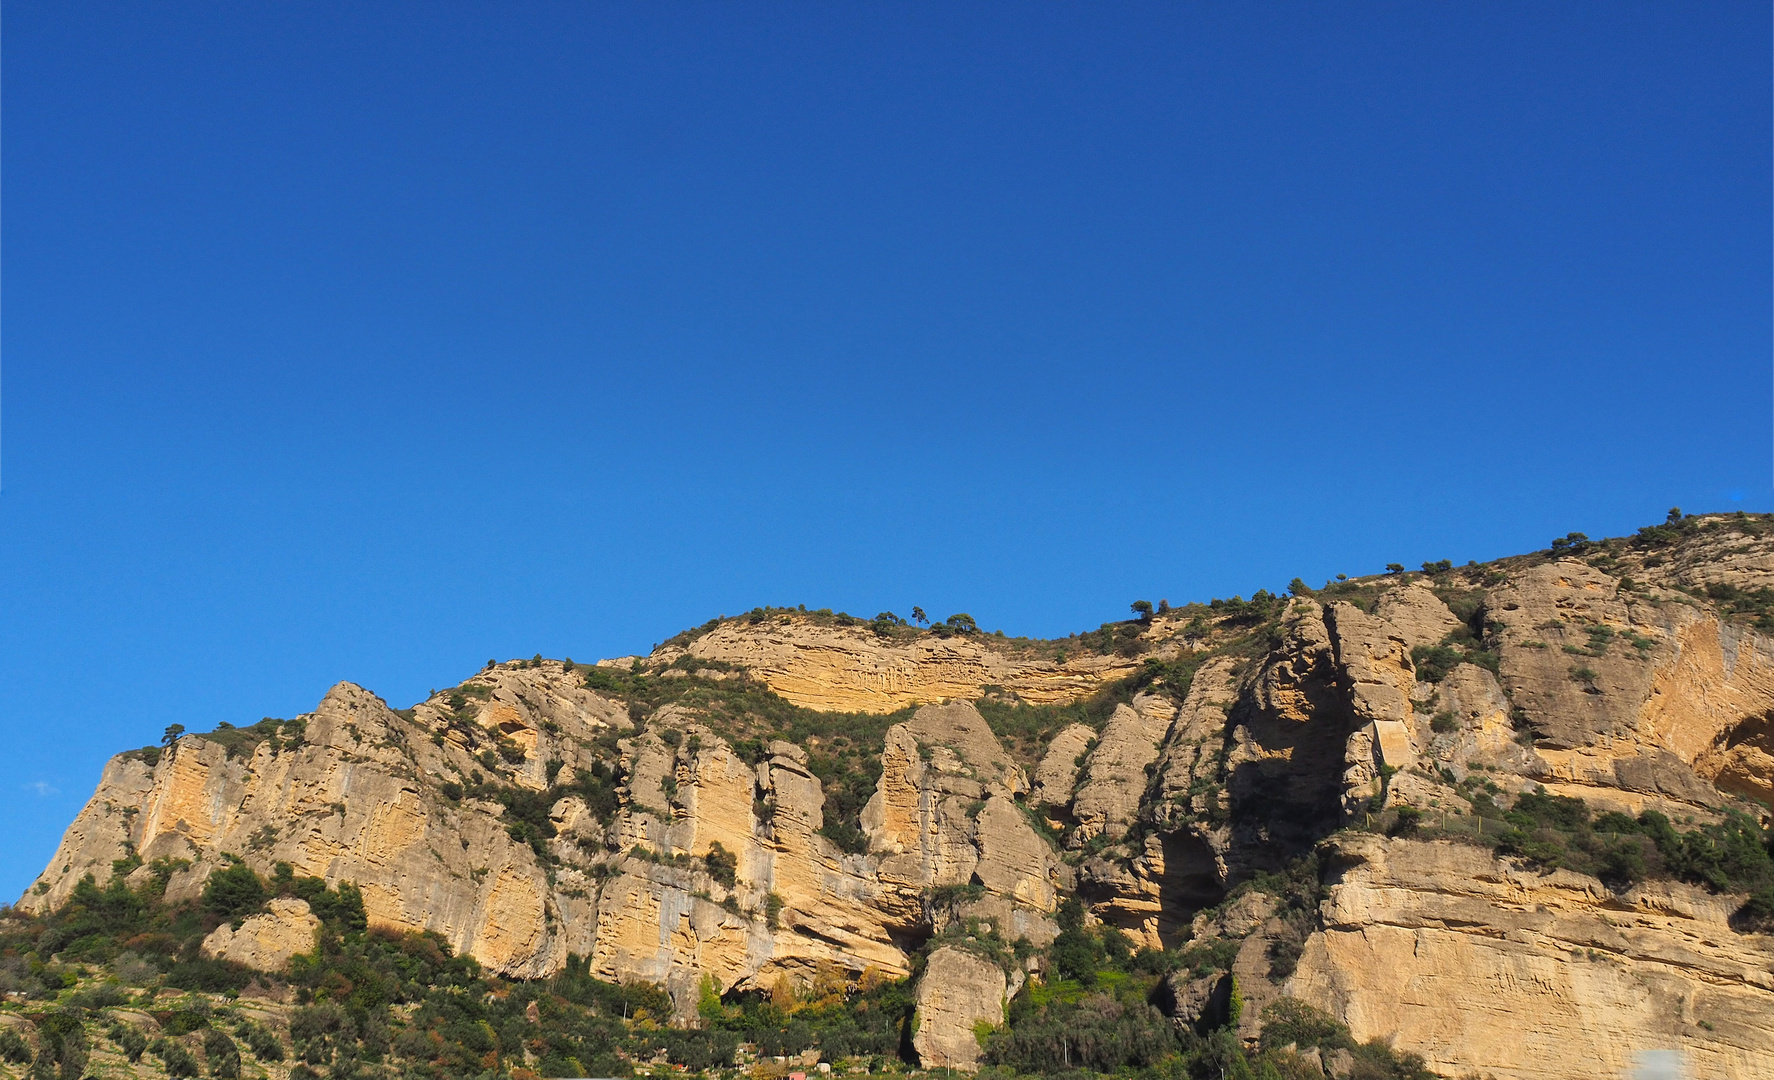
xmin=440 ymin=760 xmax=622 ymax=860
xmin=9 ymin=831 xmax=1449 ymax=1080
xmin=579 ymin=661 xmax=914 ymax=857
xmin=1410 ymin=607 xmax=1501 ymax=682
xmin=974 ymin=654 xmax=1201 ymax=773
xmin=1256 ymin=998 xmax=1438 ymax=1079
xmin=1391 ymin=783 xmax=1774 ymax=929
xmin=1694 ymin=580 xmax=1774 ymax=634
xmin=1490 ymin=794 xmax=1774 ymax=923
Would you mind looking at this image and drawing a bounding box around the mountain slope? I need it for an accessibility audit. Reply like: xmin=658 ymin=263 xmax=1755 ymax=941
xmin=16 ymin=512 xmax=1774 ymax=1079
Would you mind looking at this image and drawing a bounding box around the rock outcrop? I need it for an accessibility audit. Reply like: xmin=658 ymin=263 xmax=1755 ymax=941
xmin=200 ymin=897 xmax=321 ymax=972
xmin=22 ymin=683 xmax=1065 ymax=1021
xmin=23 ymin=513 xmax=1774 ymax=1080
xmin=1071 ymin=696 xmax=1176 ymax=842
xmin=864 ymin=703 xmax=1065 ymax=916
xmin=667 ymin=618 xmax=1145 ymax=712
xmin=1290 ymin=833 xmax=1774 ymax=1080
xmin=1030 ymin=723 xmax=1094 ymax=807
xmin=24 ymin=677 xmax=608 ymax=979
xmin=911 ymin=946 xmax=1009 ymax=1070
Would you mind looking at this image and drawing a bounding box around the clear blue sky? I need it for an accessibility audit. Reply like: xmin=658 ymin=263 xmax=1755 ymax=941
xmin=2 ymin=2 xmax=1768 ymax=898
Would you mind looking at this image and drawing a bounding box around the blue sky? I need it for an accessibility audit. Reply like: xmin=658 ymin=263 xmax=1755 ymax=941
xmin=1 ymin=2 xmax=1768 ymax=899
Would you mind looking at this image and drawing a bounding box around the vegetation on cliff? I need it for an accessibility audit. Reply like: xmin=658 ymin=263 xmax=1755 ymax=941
xmin=0 ymin=871 xmax=679 ymax=1080
xmin=2 ymin=868 xmax=1439 ymax=1080
xmin=15 ymin=510 xmax=1774 ymax=1080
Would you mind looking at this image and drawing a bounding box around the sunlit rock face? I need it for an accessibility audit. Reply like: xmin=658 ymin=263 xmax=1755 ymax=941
xmin=26 ymin=514 xmax=1774 ymax=1076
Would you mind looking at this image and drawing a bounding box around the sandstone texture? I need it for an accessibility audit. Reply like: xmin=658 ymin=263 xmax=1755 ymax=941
xmin=911 ymin=946 xmax=1008 ymax=1070
xmin=200 ymin=897 xmax=320 ymax=972
xmin=666 ymin=618 xmax=1144 ymax=712
xmin=22 ymin=681 xmax=1064 ymax=1020
xmin=863 ymin=702 xmax=1065 ymax=917
xmin=1071 ymin=695 xmax=1177 ymax=842
xmin=1031 ymin=723 xmax=1094 ymax=807
xmin=1290 ymin=834 xmax=1774 ymax=1080
xmin=24 ymin=513 xmax=1774 ymax=1079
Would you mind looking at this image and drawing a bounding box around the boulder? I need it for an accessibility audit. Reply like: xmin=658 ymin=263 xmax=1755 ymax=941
xmin=912 ymin=946 xmax=1008 ymax=1071
xmin=1164 ymin=970 xmax=1231 ymax=1030
xmin=200 ymin=897 xmax=320 ymax=972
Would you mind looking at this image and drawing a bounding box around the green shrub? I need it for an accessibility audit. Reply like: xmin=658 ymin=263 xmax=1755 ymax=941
xmin=160 ymin=1011 xmax=211 ymax=1037
xmin=203 ymin=1029 xmax=242 ymax=1079
xmin=1740 ymin=886 xmax=1774 ymax=932
xmin=1259 ymin=999 xmax=1440 ymax=1078
xmin=107 ymin=1022 xmax=147 ymax=1063
xmin=870 ymin=611 xmax=907 ymax=635
xmin=190 ymin=717 xmax=289 ymax=760
xmin=153 ymin=1038 xmax=200 ymax=1078
xmin=0 ymin=1030 xmax=28 ymax=1064
xmin=985 ymin=991 xmax=1177 ymax=1073
xmin=1388 ymin=806 xmax=1423 ymax=837
xmin=655 ymin=1027 xmax=739 ymax=1070
xmin=1489 ymin=792 xmax=1774 ymax=902
xmin=1411 ymin=645 xmax=1462 ymax=682
xmin=704 ymin=842 xmax=737 ymax=888
xmin=268 ymin=865 xmax=368 ymax=932
xmin=202 ymin=862 xmax=267 ymax=921
xmin=69 ymin=981 xmax=128 ymax=1008
xmin=1550 ymin=531 xmax=1591 ymax=554
xmin=238 ymin=1021 xmax=283 ymax=1062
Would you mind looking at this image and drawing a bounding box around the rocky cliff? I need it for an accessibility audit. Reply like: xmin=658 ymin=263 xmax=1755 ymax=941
xmin=20 ymin=512 xmax=1774 ymax=1079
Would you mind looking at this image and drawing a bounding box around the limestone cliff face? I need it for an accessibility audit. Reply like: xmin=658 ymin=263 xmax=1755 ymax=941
xmin=665 ymin=618 xmax=1144 ymax=712
xmin=24 ymin=514 xmax=1774 ymax=1077
xmin=863 ymin=702 xmax=1066 ymax=917
xmin=1290 ymin=834 xmax=1774 ymax=1080
xmin=23 ymin=680 xmax=1062 ymax=1023
xmin=22 ymin=676 xmax=615 ymax=979
xmin=1024 ymin=519 xmax=1774 ymax=1076
xmin=1072 ymin=696 xmax=1177 ymax=843
xmin=1030 ymin=723 xmax=1094 ymax=807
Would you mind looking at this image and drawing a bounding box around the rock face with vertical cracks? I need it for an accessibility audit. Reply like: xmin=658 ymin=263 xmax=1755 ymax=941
xmin=863 ymin=702 xmax=1065 ymax=919
xmin=1030 ymin=723 xmax=1095 ymax=808
xmin=912 ymin=946 xmax=1013 ymax=1070
xmin=25 ymin=681 xmax=1062 ymax=1023
xmin=1071 ymin=696 xmax=1176 ymax=842
xmin=24 ymin=514 xmax=1774 ymax=1078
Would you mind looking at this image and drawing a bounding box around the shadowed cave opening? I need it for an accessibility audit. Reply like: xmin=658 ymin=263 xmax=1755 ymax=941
xmin=1155 ymin=830 xmax=1226 ymax=948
